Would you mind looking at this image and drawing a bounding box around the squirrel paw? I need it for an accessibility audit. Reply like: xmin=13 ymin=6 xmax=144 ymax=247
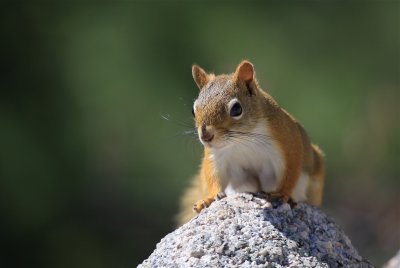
xmin=266 ymin=193 xmax=296 ymax=208
xmin=253 ymin=191 xmax=268 ymax=199
xmin=215 ymin=192 xmax=227 ymax=200
xmin=193 ymin=200 xmax=206 ymax=213
xmin=193 ymin=198 xmax=214 ymax=213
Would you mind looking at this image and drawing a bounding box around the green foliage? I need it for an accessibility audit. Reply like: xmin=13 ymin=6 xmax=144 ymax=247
xmin=0 ymin=2 xmax=398 ymax=267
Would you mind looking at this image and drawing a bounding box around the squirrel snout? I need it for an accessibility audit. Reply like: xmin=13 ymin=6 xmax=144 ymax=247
xmin=199 ymin=125 xmax=214 ymax=143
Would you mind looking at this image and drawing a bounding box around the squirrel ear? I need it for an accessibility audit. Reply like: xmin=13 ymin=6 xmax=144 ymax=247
xmin=235 ymin=60 xmax=254 ymax=83
xmin=192 ymin=64 xmax=209 ymax=90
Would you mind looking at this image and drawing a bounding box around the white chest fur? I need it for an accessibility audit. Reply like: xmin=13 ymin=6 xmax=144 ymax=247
xmin=209 ymin=121 xmax=285 ymax=196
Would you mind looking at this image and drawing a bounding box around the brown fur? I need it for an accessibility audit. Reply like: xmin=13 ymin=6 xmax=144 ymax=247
xmin=177 ymin=61 xmax=325 ymax=226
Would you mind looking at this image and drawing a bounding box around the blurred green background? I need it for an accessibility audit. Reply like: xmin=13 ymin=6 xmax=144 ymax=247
xmin=1 ymin=1 xmax=399 ymax=267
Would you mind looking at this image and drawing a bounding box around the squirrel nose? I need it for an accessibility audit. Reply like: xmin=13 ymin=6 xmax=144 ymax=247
xmin=201 ymin=132 xmax=214 ymax=142
xmin=200 ymin=125 xmax=214 ymax=143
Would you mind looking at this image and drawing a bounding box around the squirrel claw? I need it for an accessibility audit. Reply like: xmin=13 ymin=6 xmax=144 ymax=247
xmin=193 ymin=199 xmax=208 ymax=213
xmin=253 ymin=191 xmax=268 ymax=199
xmin=266 ymin=193 xmax=296 ymax=208
xmin=193 ymin=196 xmax=217 ymax=213
xmin=288 ymin=198 xmax=297 ymax=208
xmin=266 ymin=192 xmax=288 ymax=202
xmin=215 ymin=192 xmax=227 ymax=200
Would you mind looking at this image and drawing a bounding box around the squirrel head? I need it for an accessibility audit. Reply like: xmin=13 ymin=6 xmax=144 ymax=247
xmin=191 ymin=60 xmax=268 ymax=148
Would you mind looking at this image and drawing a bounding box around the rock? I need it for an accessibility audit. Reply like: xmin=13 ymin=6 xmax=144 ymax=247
xmin=138 ymin=193 xmax=372 ymax=268
xmin=383 ymin=250 xmax=400 ymax=268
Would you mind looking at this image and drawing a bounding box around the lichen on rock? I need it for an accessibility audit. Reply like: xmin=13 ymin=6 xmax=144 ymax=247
xmin=139 ymin=193 xmax=372 ymax=268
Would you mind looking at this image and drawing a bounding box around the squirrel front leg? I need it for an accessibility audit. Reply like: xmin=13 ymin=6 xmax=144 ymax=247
xmin=193 ymin=178 xmax=221 ymax=213
xmin=193 ymin=152 xmax=221 ymax=213
xmin=193 ymin=183 xmax=220 ymax=213
xmin=269 ymin=156 xmax=302 ymax=205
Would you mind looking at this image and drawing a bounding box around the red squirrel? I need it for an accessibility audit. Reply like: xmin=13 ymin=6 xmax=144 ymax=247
xmin=177 ymin=61 xmax=325 ymax=225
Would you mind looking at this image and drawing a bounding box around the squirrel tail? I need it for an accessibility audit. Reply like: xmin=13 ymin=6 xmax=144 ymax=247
xmin=175 ymin=174 xmax=203 ymax=227
xmin=307 ymin=144 xmax=325 ymax=206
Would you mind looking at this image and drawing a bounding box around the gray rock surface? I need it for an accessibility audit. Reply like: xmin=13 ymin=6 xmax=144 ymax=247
xmin=383 ymin=250 xmax=400 ymax=268
xmin=139 ymin=193 xmax=372 ymax=267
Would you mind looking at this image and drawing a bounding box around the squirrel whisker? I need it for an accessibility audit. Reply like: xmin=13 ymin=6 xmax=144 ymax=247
xmin=160 ymin=113 xmax=194 ymax=129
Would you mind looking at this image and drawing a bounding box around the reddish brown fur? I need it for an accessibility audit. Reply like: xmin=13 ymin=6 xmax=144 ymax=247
xmin=177 ymin=61 xmax=325 ymax=226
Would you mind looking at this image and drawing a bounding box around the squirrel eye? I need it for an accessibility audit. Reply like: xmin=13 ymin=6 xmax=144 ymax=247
xmin=192 ymin=107 xmax=195 ymax=117
xmin=230 ymin=102 xmax=242 ymax=118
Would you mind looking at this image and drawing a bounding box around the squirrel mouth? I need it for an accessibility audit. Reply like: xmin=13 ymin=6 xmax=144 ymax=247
xmin=200 ymin=138 xmax=215 ymax=148
xmin=201 ymin=140 xmax=213 ymax=147
xmin=202 ymin=139 xmax=228 ymax=150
